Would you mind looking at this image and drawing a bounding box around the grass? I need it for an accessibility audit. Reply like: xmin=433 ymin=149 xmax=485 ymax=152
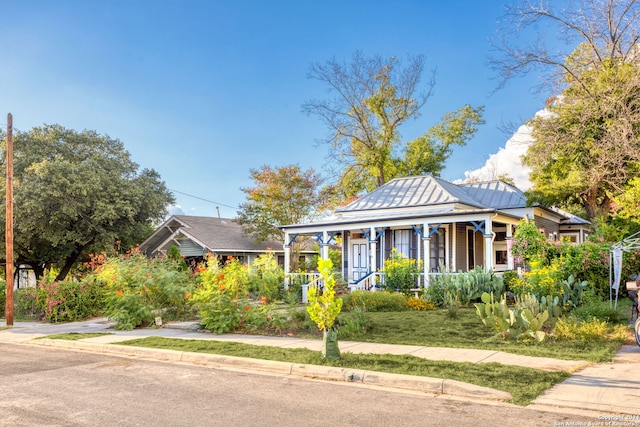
xmin=35 ymin=332 xmax=113 ymax=340
xmin=115 ymin=335 xmax=569 ymax=406
xmin=335 ymin=308 xmax=627 ymax=362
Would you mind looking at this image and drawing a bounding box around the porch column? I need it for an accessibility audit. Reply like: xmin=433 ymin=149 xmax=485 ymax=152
xmin=506 ymin=224 xmax=514 ymax=270
xmin=369 ymin=226 xmax=377 ymax=290
xmin=484 ymin=218 xmax=493 ymax=271
xmin=321 ymin=230 xmax=329 ymax=260
xmin=423 ymin=222 xmax=430 ymax=287
xmin=283 ymin=232 xmax=291 ymax=290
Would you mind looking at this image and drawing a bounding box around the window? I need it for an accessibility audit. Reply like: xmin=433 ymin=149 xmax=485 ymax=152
xmin=393 ymin=230 xmax=412 ymax=258
xmin=430 ymin=228 xmax=446 ymax=272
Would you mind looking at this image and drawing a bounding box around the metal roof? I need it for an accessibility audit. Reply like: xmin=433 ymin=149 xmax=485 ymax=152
xmin=336 ymin=175 xmax=526 ymax=213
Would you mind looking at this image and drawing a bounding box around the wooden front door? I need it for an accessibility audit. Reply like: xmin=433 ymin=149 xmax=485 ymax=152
xmin=351 ymin=240 xmax=369 ymax=281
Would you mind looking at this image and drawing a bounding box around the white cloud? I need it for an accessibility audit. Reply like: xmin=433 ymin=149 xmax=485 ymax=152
xmin=460 ymin=109 xmax=552 ymax=190
xmin=166 ymin=204 xmax=185 ymax=216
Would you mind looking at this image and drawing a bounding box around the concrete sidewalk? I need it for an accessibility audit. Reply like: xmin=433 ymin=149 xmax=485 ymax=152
xmin=2 ymin=318 xmax=640 ymax=416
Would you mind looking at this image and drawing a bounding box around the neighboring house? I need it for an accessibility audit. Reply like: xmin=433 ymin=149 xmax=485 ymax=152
xmin=280 ymin=175 xmax=591 ymax=287
xmin=140 ymin=215 xmax=316 ymax=267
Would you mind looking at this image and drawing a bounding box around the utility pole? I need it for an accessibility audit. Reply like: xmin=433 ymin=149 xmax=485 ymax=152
xmin=5 ymin=113 xmax=14 ymax=326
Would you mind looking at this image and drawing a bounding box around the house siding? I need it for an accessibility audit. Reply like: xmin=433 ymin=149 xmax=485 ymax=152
xmin=535 ymin=217 xmax=560 ymax=240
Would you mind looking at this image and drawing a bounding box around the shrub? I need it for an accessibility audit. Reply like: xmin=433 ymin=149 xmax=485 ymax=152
xmin=511 ymin=219 xmax=548 ymax=263
xmin=34 ymin=278 xmax=104 ymax=323
xmin=502 ymin=270 xmax=519 ymax=292
xmin=570 ymin=298 xmax=624 ymax=323
xmin=13 ymin=287 xmax=38 ymax=320
xmin=94 ymin=249 xmax=192 ymax=330
xmin=407 ymin=296 xmax=435 ymax=311
xmin=342 ymin=291 xmax=408 ymax=312
xmin=382 ymin=248 xmax=422 ymax=295
xmin=192 ymin=256 xmax=251 ymax=334
xmin=249 ymin=252 xmax=284 ymax=302
xmin=513 ymin=259 xmax=563 ymax=300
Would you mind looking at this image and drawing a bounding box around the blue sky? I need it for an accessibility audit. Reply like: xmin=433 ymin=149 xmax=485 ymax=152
xmin=0 ymin=1 xmax=553 ymax=218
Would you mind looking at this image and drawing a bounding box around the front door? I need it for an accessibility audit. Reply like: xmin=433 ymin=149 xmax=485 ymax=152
xmin=351 ymin=240 xmax=369 ymax=281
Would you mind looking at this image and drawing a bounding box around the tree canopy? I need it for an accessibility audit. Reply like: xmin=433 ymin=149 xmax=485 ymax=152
xmin=303 ymin=51 xmax=484 ymax=200
xmin=0 ymin=124 xmax=174 ymax=280
xmin=492 ymin=0 xmax=640 ymax=220
xmin=236 ymin=164 xmax=326 ymax=244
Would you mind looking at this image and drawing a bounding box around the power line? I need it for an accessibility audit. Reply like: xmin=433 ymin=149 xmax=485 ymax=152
xmin=169 ymin=188 xmax=239 ymax=210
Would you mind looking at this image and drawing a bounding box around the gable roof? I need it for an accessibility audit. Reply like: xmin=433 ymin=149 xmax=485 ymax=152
xmin=140 ymin=215 xmax=285 ymax=256
xmin=336 ymin=175 xmax=527 ymax=213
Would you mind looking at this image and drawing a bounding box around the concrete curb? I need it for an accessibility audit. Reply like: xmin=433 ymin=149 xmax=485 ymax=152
xmin=29 ymin=338 xmax=512 ymax=401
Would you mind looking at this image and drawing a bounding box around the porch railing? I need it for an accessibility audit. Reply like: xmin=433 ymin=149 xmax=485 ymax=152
xmin=348 ymin=272 xmax=384 ymax=292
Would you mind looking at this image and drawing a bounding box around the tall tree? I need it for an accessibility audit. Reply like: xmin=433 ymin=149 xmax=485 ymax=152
xmin=236 ymin=164 xmax=326 ymax=244
xmin=303 ymin=51 xmax=483 ymax=199
xmin=492 ymin=0 xmax=640 ymax=220
xmin=0 ymin=125 xmax=174 ymax=280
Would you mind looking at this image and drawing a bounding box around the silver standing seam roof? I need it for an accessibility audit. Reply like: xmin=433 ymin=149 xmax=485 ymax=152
xmin=335 ymin=175 xmax=528 ymax=213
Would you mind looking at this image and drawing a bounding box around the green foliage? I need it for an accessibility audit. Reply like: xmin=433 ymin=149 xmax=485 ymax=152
xmin=342 ymin=290 xmax=408 ymax=312
xmin=192 ymin=256 xmax=251 ymax=334
xmin=95 ymin=250 xmax=192 ymax=330
xmin=552 ymin=316 xmax=628 ymax=345
xmin=514 ymin=293 xmax=561 ymax=328
xmin=336 ymin=307 xmax=372 ymax=339
xmin=249 ymin=252 xmax=284 ymax=302
xmin=34 ymin=278 xmax=105 ymax=323
xmin=510 ymin=219 xmax=547 ymax=263
xmin=382 ymin=248 xmax=422 ymax=294
xmin=570 ymin=298 xmax=624 ymax=323
xmin=475 ymin=292 xmax=549 ymax=342
xmin=0 ymin=124 xmax=174 ymax=281
xmin=306 ymin=259 xmax=343 ymax=332
xmin=502 ymin=270 xmax=519 ymax=292
xmin=13 ymin=288 xmax=38 ymax=320
xmin=523 ymin=51 xmax=640 ymax=220
xmin=236 ymin=164 xmax=325 ymax=264
xmin=426 ymin=268 xmax=504 ymax=306
xmin=167 ymin=246 xmax=188 ymax=270
xmin=555 ymin=241 xmax=611 ymax=298
xmin=400 ymin=105 xmax=485 ymax=177
xmin=304 ymin=52 xmax=484 ymax=199
xmin=514 ymin=259 xmax=563 ymax=299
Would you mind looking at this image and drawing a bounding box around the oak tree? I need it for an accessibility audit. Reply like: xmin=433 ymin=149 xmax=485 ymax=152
xmin=0 ymin=125 xmax=174 ymax=280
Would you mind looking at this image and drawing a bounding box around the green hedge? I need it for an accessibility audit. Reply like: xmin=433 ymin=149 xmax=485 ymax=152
xmin=342 ymin=291 xmax=408 ymax=312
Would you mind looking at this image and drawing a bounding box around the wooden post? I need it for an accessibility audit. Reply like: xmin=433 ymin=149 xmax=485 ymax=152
xmin=5 ymin=113 xmax=14 ymax=326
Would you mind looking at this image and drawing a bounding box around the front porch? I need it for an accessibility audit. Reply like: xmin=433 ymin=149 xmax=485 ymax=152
xmin=283 ymin=214 xmax=520 ymax=292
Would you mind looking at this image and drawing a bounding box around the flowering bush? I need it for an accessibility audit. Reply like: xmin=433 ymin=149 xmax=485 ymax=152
xmin=407 ymin=296 xmax=435 ymax=311
xmin=192 ymin=256 xmax=252 ymax=333
xmin=93 ymin=249 xmax=192 ymax=330
xmin=513 ymin=259 xmax=564 ymax=300
xmin=34 ymin=278 xmax=105 ymax=323
xmin=511 ymin=219 xmax=548 ymax=264
xmin=249 ymin=252 xmax=284 ymax=302
xmin=382 ymin=248 xmax=422 ymax=295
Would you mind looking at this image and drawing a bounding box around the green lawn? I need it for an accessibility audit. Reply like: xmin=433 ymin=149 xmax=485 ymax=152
xmin=335 ymin=308 xmax=627 ymax=362
xmin=115 ymin=335 xmax=569 ymax=406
